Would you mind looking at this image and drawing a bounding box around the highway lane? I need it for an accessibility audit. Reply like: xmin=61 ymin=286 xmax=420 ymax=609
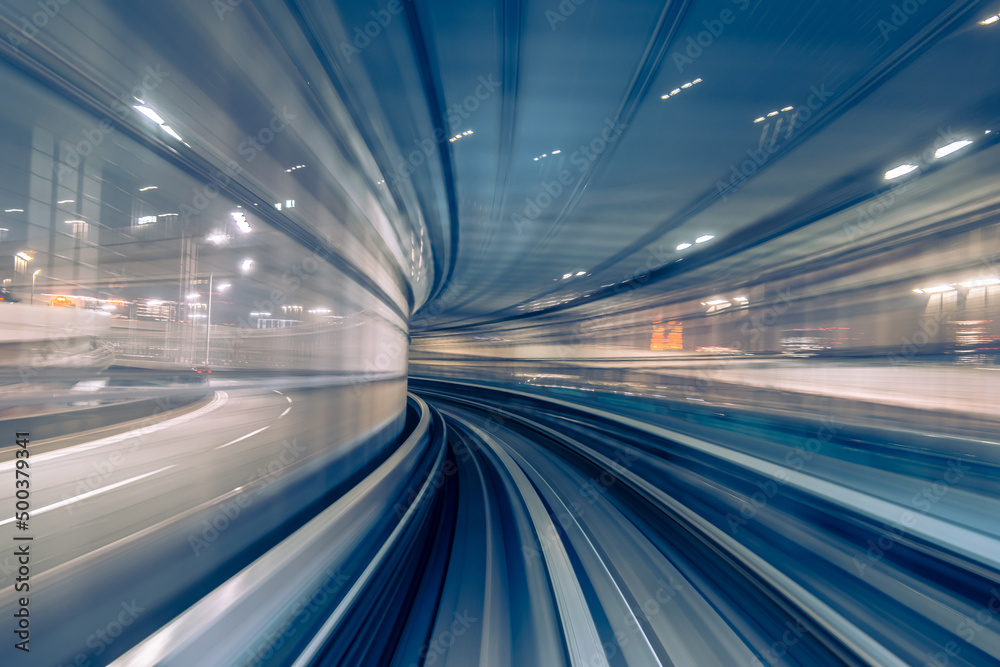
xmin=0 ymin=376 xmax=407 ymax=666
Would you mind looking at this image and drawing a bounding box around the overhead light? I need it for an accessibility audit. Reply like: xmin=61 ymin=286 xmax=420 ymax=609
xmin=959 ymin=278 xmax=1000 ymax=287
xmin=146 ymin=300 xmax=163 ymax=307
xmin=734 ymin=296 xmax=749 ymax=302
xmin=576 ymin=271 xmax=586 ymax=276
xmin=138 ymin=186 xmax=158 ymax=192
xmin=285 ymin=199 xmax=295 ymax=208
xmin=781 ymin=106 xmax=794 ymax=112
xmin=552 ymin=150 xmax=561 ymax=154
xmin=231 ymin=211 xmax=251 ymax=233
xmin=57 ymin=199 xmax=74 ymax=204
xmin=241 ymin=258 xmax=254 ymax=272
xmin=692 ymin=78 xmax=702 ymax=84
xmin=705 ymin=299 xmax=730 ymax=306
xmin=65 ymin=219 xmax=86 ymax=224
xmin=980 ymin=15 xmax=999 ymax=25
xmin=186 ymin=292 xmax=200 ymax=300
xmin=676 ymin=242 xmax=692 ymax=251
xmin=753 ymin=117 xmax=765 ymax=123
xmin=134 ymin=105 xmax=165 ymax=125
xmin=695 ymin=234 xmax=715 ymax=243
xmin=32 ymin=269 xmax=40 ymax=276
xmin=217 ymin=283 xmax=232 ymax=291
xmin=912 ymin=285 xmax=953 ymax=294
xmin=4 ymin=208 xmax=23 ymax=213
xmin=15 ymin=252 xmax=33 ymax=261
xmin=137 ymin=215 xmax=156 ymax=225
xmin=934 ymin=139 xmax=972 ymax=159
xmin=884 ymin=163 xmax=918 ymax=180
xmin=158 ymin=213 xmax=179 ymax=218
xmin=681 ymin=82 xmax=693 ymax=89
xmin=562 ymin=273 xmax=572 ymax=279
xmin=207 ymin=232 xmax=228 ymax=245
xmin=670 ymin=88 xmax=681 ymax=95
xmin=160 ymin=125 xmax=183 ymax=141
xmin=766 ymin=111 xmax=779 ymax=117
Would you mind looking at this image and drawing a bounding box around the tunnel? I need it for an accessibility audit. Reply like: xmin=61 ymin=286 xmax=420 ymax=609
xmin=0 ymin=0 xmax=999 ymax=665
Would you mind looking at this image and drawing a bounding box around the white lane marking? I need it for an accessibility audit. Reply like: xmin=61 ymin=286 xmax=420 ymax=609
xmin=0 ymin=465 xmax=176 ymax=526
xmin=0 ymin=391 xmax=229 ymax=471
xmin=280 ymin=407 xmax=291 ymax=418
xmin=215 ymin=425 xmax=271 ymax=450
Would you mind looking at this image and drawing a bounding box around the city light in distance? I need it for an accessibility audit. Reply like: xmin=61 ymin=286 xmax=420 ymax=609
xmin=232 ymin=211 xmax=251 ymax=233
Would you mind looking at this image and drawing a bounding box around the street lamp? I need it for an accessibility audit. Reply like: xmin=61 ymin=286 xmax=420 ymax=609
xmin=204 ymin=275 xmax=231 ymax=367
xmin=31 ymin=269 xmax=40 ymax=304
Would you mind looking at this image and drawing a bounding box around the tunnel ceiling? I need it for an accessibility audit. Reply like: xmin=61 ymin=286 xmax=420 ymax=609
xmin=334 ymin=0 xmax=999 ymax=332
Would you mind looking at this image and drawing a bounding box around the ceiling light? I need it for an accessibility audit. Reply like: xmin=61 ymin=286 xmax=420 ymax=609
xmin=670 ymin=88 xmax=681 ymax=95
xmin=576 ymin=271 xmax=586 ymax=276
xmin=981 ymin=15 xmax=999 ymax=24
xmin=552 ymin=150 xmax=561 ymax=154
xmin=562 ymin=273 xmax=572 ymax=279
xmin=934 ymin=139 xmax=972 ymax=159
xmin=766 ymin=111 xmax=779 ymax=117
xmin=241 ymin=258 xmax=254 ymax=272
xmin=186 ymin=293 xmax=200 ymax=300
xmin=753 ymin=117 xmax=765 ymax=123
xmin=4 ymin=208 xmax=23 ymax=213
xmin=15 ymin=252 xmax=33 ymax=261
xmin=734 ymin=296 xmax=748 ymax=302
xmin=705 ymin=299 xmax=730 ymax=306
xmin=681 ymin=82 xmax=692 ymax=88
xmin=139 ymin=186 xmax=158 ymax=192
xmin=676 ymin=242 xmax=692 ymax=251
xmin=884 ymin=164 xmax=918 ymax=180
xmin=134 ymin=105 xmax=165 ymax=125
xmin=692 ymin=78 xmax=702 ymax=84
xmin=781 ymin=106 xmax=794 ymax=111
xmin=959 ymin=278 xmax=1000 ymax=287
xmin=158 ymin=213 xmax=179 ymax=218
xmin=912 ymin=285 xmax=953 ymax=293
xmin=695 ymin=234 xmax=714 ymax=243
xmin=57 ymin=199 xmax=74 ymax=204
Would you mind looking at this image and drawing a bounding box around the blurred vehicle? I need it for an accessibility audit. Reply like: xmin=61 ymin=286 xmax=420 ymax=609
xmin=0 ymin=288 xmax=19 ymax=303
xmin=49 ymin=295 xmax=77 ymax=307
